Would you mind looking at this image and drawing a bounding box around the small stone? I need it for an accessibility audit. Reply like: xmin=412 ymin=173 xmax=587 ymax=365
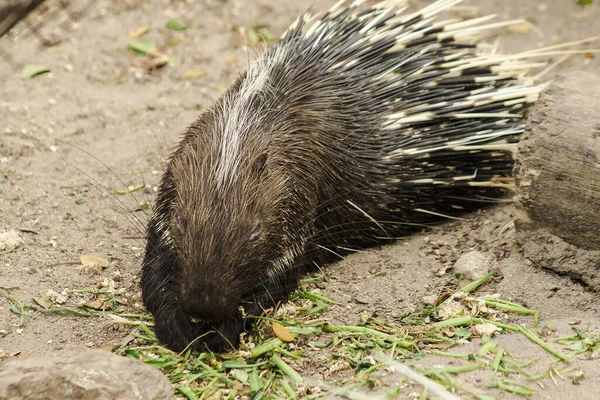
xmin=0 ymin=230 xmax=23 ymax=252
xmin=368 ymin=265 xmax=381 ymax=274
xmin=453 ymin=251 xmax=492 ymax=281
xmin=421 ymin=294 xmax=438 ymax=306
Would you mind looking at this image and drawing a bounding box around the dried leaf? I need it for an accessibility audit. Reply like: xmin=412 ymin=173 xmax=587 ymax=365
xmin=33 ymin=296 xmax=53 ymax=309
xmin=86 ymin=298 xmax=106 ymax=310
xmin=441 ymin=327 xmax=456 ymax=337
xmin=80 ymin=254 xmax=109 ymax=269
xmin=128 ymin=25 xmax=150 ymax=38
xmin=433 ymin=291 xmax=452 ymax=307
xmin=272 ymin=322 xmax=293 ymax=342
xmin=183 ymin=68 xmax=206 ymax=79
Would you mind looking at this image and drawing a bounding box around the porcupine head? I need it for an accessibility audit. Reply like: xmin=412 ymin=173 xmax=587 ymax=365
xmin=169 ymin=90 xmax=309 ymax=323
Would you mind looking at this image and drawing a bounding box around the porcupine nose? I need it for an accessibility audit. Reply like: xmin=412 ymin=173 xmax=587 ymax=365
xmin=180 ymin=282 xmax=237 ymax=321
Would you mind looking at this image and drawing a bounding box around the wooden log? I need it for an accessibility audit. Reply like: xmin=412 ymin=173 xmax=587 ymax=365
xmin=513 ymin=71 xmax=600 ymax=290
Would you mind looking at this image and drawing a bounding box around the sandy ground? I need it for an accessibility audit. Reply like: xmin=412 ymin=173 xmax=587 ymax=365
xmin=1 ymin=0 xmax=599 ymax=399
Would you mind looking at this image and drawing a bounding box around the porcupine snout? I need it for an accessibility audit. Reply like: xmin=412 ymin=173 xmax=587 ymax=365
xmin=179 ymin=281 xmax=239 ymax=321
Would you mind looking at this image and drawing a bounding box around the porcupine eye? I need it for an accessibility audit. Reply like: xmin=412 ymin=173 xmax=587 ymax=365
xmin=249 ymin=216 xmax=262 ymax=242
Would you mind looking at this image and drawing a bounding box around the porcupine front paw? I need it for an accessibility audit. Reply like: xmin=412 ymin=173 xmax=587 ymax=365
xmin=152 ymin=303 xmax=244 ymax=352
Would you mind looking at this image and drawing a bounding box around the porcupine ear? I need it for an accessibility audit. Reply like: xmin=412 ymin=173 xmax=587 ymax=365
xmin=249 ymin=215 xmax=263 ymax=242
xmin=175 ymin=214 xmax=186 ymax=236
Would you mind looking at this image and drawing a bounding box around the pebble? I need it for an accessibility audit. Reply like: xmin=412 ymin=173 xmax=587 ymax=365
xmin=0 ymin=230 xmax=23 ymax=252
xmin=453 ymin=251 xmax=492 ymax=281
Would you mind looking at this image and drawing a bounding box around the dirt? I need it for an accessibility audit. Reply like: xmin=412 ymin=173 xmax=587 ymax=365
xmin=0 ymin=0 xmax=599 ymax=399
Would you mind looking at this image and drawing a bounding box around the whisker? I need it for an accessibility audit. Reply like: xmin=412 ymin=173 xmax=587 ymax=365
xmin=59 ymin=158 xmax=146 ymax=237
xmin=56 ymin=138 xmax=149 ymax=222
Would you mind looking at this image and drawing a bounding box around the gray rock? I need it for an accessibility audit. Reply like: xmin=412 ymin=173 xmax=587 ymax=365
xmin=0 ymin=347 xmax=174 ymax=400
xmin=453 ymin=251 xmax=492 ymax=281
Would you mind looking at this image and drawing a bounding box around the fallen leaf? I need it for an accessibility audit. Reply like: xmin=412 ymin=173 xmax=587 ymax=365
xmin=86 ymin=298 xmax=107 ymax=310
xmin=33 ymin=296 xmax=53 ymax=309
xmin=128 ymin=39 xmax=156 ymax=56
xmin=183 ymin=68 xmax=206 ymax=79
xmin=166 ymin=20 xmax=187 ymax=31
xmin=17 ymin=353 xmax=30 ymax=360
xmin=22 ymin=65 xmax=50 ymax=78
xmin=272 ymin=322 xmax=293 ymax=342
xmin=441 ymin=327 xmax=456 ymax=337
xmin=128 ymin=25 xmax=150 ymax=38
xmin=433 ymin=291 xmax=452 ymax=307
xmin=81 ymin=254 xmax=109 ymax=268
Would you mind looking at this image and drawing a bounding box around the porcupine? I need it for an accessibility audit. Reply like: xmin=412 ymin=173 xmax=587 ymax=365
xmin=141 ymin=0 xmax=550 ymax=352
